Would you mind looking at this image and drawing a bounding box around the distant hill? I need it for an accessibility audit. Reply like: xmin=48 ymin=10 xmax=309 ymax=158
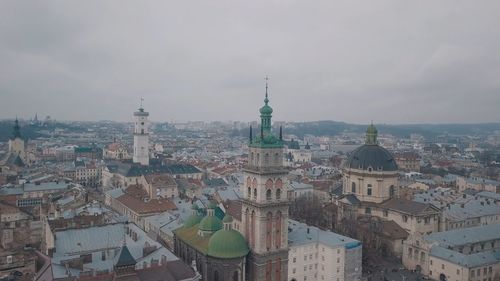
xmin=281 ymin=121 xmax=500 ymax=139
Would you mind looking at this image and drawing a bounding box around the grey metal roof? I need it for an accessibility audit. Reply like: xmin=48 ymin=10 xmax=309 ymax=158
xmin=425 ymin=224 xmax=500 ymax=247
xmin=344 ymin=144 xmax=398 ymax=171
xmin=430 ymin=246 xmax=500 ymax=267
xmin=288 ymin=219 xmax=361 ymax=249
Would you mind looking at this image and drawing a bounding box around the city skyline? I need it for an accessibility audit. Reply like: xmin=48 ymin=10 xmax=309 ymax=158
xmin=1 ymin=1 xmax=500 ymax=124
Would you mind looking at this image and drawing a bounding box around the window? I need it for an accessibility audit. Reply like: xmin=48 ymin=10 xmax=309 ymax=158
xmin=403 ymin=215 xmax=408 ymax=223
xmin=248 ymin=187 xmax=251 ymax=198
xmin=214 ymin=271 xmax=219 ymax=281
xmin=365 ymin=207 xmax=371 ymax=214
xmin=293 ymin=257 xmax=296 ymax=263
xmin=383 ymin=210 xmax=388 ymax=217
xmin=351 ymin=182 xmax=356 ymax=193
xmin=253 ymin=188 xmax=257 ymax=199
xmin=367 ymin=184 xmax=372 ymax=196
xmin=266 ymin=212 xmax=272 ymax=250
xmin=441 ymin=264 xmax=445 ymax=270
xmin=266 ymin=189 xmax=272 ymax=201
xmin=276 ymin=188 xmax=281 ymax=200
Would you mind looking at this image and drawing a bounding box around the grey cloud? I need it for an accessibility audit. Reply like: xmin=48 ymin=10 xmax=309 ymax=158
xmin=1 ymin=1 xmax=499 ymax=123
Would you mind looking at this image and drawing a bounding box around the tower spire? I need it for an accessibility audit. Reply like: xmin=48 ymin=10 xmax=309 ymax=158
xmin=249 ymin=125 xmax=253 ymax=143
xmin=264 ymin=75 xmax=269 ymax=105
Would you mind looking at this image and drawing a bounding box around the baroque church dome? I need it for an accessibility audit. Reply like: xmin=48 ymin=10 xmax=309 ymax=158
xmin=345 ymin=124 xmax=398 ymax=172
xmin=198 ymin=202 xmax=223 ymax=232
xmin=207 ymin=215 xmax=249 ymax=259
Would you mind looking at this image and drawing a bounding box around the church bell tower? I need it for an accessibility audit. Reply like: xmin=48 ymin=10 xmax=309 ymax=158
xmin=240 ymin=79 xmax=289 ymax=281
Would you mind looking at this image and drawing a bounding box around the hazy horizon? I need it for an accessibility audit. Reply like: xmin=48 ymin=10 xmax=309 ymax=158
xmin=1 ymin=1 xmax=500 ymax=124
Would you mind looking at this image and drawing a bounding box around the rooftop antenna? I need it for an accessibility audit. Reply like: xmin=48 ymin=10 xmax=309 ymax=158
xmin=140 ymin=97 xmax=144 ymax=109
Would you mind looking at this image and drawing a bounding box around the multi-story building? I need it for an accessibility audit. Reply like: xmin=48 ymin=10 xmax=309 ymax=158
xmin=75 ymin=159 xmax=103 ymax=187
xmin=287 ymin=220 xmax=362 ymax=281
xmin=457 ymin=176 xmax=500 ymax=193
xmin=414 ymin=188 xmax=500 ymax=231
xmin=403 ymin=224 xmax=500 ymax=280
xmin=394 ymin=151 xmax=421 ymax=172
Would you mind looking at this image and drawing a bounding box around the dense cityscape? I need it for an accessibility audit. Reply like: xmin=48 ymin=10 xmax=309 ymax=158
xmin=2 ymin=2 xmax=500 ymax=281
xmin=1 ymin=89 xmax=500 ymax=281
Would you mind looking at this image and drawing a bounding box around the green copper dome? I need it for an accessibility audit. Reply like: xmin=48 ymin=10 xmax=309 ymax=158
xmin=184 ymin=213 xmax=202 ymax=228
xmin=198 ymin=216 xmax=223 ymax=232
xmin=259 ymin=104 xmax=273 ymax=115
xmin=222 ymin=214 xmax=233 ymax=223
xmin=207 ymin=229 xmax=249 ymax=259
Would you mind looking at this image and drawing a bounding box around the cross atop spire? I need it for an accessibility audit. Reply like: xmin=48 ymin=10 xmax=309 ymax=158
xmin=264 ymin=75 xmax=269 ymax=105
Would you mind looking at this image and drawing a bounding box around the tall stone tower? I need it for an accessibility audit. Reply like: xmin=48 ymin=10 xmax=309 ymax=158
xmin=9 ymin=118 xmax=26 ymax=162
xmin=132 ymin=103 xmax=149 ymax=166
xmin=241 ymin=81 xmax=289 ymax=281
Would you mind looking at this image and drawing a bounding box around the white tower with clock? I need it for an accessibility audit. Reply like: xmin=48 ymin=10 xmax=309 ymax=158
xmin=133 ymin=101 xmax=149 ymax=166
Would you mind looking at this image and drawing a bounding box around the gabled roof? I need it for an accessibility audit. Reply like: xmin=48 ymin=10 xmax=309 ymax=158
xmin=380 ymin=198 xmax=439 ymax=215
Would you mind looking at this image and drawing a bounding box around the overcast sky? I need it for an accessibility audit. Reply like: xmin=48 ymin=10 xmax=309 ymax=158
xmin=1 ymin=1 xmax=499 ymax=124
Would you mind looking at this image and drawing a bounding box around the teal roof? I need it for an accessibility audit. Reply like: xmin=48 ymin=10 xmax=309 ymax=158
xmin=115 ymin=245 xmax=136 ymax=267
xmin=208 ymin=229 xmax=249 ymax=259
xmin=249 ymin=134 xmax=283 ymax=148
xmin=259 ymin=104 xmax=273 ymax=115
xmin=198 ymin=216 xmax=223 ymax=232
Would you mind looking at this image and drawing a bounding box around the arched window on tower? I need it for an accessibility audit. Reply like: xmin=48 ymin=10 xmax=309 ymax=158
xmin=265 ymin=260 xmax=272 ymax=281
xmin=351 ymin=182 xmax=356 ymax=193
xmin=250 ymin=210 xmax=256 ymax=248
xmin=253 ymin=188 xmax=257 ymax=200
xmin=275 ymin=211 xmax=282 ymax=249
xmin=214 ymin=270 xmax=219 ymax=281
xmin=266 ymin=212 xmax=273 ymax=250
xmin=266 ymin=189 xmax=272 ymax=201
xmin=245 ymin=208 xmax=250 ymax=241
xmin=276 ymin=188 xmax=281 ymax=200
xmin=247 ymin=187 xmax=251 ymax=198
xmin=275 ymin=258 xmax=282 ymax=281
